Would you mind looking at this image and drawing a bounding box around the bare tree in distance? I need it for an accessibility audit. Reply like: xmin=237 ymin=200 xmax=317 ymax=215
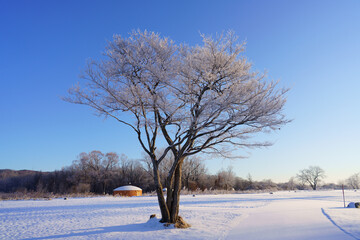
xmin=296 ymin=166 xmax=325 ymax=190
xmin=72 ymin=150 xmax=119 ymax=193
xmin=215 ymin=167 xmax=236 ymax=190
xmin=64 ymin=30 xmax=289 ymax=227
xmin=182 ymin=156 xmax=207 ymax=191
xmin=286 ymin=177 xmax=296 ymax=190
xmin=346 ymin=173 xmax=360 ymax=189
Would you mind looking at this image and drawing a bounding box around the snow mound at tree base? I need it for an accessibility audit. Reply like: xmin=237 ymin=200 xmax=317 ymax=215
xmin=146 ymin=217 xmax=175 ymax=229
xmin=161 ymin=216 xmax=191 ymax=229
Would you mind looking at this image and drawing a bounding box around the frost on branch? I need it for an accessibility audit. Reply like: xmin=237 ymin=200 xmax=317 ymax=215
xmin=64 ymin=30 xmax=289 ymax=225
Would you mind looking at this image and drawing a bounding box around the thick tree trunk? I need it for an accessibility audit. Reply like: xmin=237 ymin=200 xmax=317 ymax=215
xmin=170 ymin=161 xmax=183 ymax=223
xmin=166 ymin=178 xmax=174 ymax=220
xmin=165 ymin=160 xmax=184 ymax=224
xmin=157 ymin=156 xmax=190 ymax=227
xmin=152 ymin=162 xmax=170 ymax=222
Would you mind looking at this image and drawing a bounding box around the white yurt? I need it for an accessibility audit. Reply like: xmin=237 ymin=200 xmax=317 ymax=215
xmin=113 ymin=185 xmax=142 ymax=197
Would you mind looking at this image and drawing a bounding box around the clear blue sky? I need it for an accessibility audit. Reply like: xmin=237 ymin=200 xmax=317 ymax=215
xmin=1 ymin=0 xmax=359 ymax=183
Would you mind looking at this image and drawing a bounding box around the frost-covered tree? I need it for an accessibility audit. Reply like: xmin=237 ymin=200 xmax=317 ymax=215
xmin=286 ymin=177 xmax=296 ymax=190
xmin=65 ymin=30 xmax=289 ymax=227
xmin=215 ymin=167 xmax=236 ymax=190
xmin=346 ymin=173 xmax=360 ymax=189
xmin=72 ymin=151 xmax=119 ymax=193
xmin=182 ymin=156 xmax=207 ymax=190
xmin=296 ymin=166 xmax=325 ymax=190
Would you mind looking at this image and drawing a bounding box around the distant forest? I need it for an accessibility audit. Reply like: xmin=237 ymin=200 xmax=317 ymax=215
xmin=0 ymin=151 xmax=356 ymax=196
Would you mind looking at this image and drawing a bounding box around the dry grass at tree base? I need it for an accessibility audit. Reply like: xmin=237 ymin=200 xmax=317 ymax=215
xmin=150 ymin=214 xmax=191 ymax=228
xmin=163 ymin=216 xmax=191 ymax=229
xmin=174 ymin=216 xmax=191 ymax=228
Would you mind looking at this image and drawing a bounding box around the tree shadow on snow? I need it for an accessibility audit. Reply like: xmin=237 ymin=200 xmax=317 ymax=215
xmin=22 ymin=219 xmax=167 ymax=240
xmin=321 ymin=208 xmax=360 ymax=240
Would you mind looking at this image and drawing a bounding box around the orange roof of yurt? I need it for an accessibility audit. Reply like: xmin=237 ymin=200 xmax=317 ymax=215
xmin=113 ymin=185 xmax=142 ymax=197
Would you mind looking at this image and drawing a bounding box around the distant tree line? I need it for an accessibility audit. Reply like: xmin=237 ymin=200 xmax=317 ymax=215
xmin=1 ymin=151 xmax=359 ymax=195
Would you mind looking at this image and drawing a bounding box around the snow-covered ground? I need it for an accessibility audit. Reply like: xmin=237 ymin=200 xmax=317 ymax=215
xmin=0 ymin=190 xmax=359 ymax=240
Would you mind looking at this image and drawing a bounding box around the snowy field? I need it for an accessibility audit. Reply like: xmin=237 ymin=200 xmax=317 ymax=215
xmin=0 ymin=190 xmax=359 ymax=240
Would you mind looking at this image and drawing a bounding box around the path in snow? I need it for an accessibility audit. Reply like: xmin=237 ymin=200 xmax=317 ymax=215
xmin=226 ymin=196 xmax=358 ymax=240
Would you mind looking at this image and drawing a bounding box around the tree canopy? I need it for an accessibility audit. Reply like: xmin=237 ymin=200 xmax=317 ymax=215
xmin=297 ymin=166 xmax=326 ymax=190
xmin=65 ymin=30 xmax=289 ymax=226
